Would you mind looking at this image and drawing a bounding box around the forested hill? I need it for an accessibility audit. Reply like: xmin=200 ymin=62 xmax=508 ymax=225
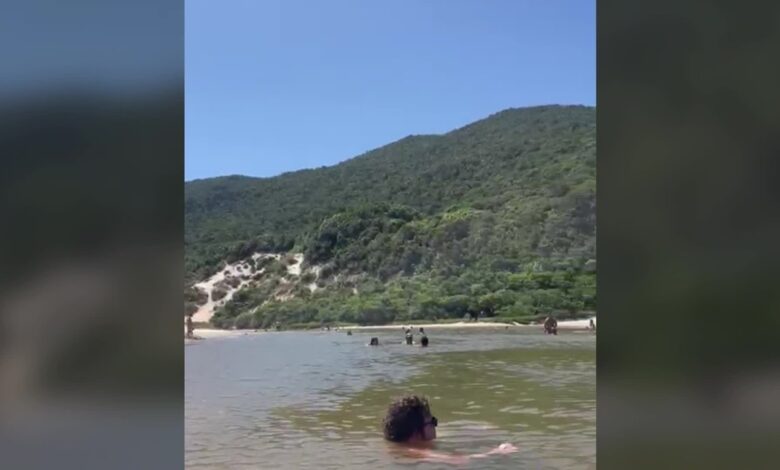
xmin=185 ymin=105 xmax=596 ymax=327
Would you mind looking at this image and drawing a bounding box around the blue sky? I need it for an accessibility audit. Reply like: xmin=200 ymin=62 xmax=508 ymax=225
xmin=186 ymin=0 xmax=594 ymax=181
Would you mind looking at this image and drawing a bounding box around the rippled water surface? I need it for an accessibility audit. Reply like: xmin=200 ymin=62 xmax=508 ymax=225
xmin=186 ymin=328 xmax=595 ymax=469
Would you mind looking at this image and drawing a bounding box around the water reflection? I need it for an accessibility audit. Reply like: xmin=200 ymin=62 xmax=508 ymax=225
xmin=186 ymin=328 xmax=595 ymax=469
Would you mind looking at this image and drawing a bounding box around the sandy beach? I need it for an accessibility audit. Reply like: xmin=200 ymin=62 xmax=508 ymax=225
xmin=340 ymin=317 xmax=596 ymax=331
xmin=186 ymin=317 xmax=596 ymax=342
xmin=341 ymin=321 xmax=513 ymax=330
xmin=185 ymin=328 xmax=266 ymax=344
xmin=553 ymin=318 xmax=597 ymax=330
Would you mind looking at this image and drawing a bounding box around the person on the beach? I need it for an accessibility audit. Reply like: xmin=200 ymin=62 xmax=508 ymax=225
xmin=383 ymin=395 xmax=518 ymax=464
xmin=589 ymin=319 xmax=596 ymax=331
xmin=405 ymin=329 xmax=414 ymax=345
xmin=185 ymin=314 xmax=194 ymax=339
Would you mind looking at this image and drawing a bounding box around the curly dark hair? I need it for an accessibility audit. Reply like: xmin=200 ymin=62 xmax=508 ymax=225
xmin=382 ymin=395 xmax=431 ymax=442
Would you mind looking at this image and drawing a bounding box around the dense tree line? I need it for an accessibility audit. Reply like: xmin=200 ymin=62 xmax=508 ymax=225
xmin=210 ymin=265 xmax=595 ymax=329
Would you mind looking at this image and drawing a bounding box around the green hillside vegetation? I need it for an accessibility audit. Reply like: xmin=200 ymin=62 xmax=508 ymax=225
xmin=211 ymin=266 xmax=595 ymax=329
xmin=186 ymin=105 xmax=596 ymax=328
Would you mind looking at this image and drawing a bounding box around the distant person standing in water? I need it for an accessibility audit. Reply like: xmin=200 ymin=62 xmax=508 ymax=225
xmin=418 ymin=327 xmax=428 ymax=346
xmin=383 ymin=395 xmax=518 ymax=464
xmin=543 ymin=316 xmax=558 ymax=335
xmin=405 ymin=329 xmax=414 ymax=345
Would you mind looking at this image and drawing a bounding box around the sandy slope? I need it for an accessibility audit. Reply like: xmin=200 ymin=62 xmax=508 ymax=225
xmin=191 ymin=252 xmax=310 ymax=323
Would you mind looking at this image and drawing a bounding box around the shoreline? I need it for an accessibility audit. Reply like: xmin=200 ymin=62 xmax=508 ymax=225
xmin=185 ymin=328 xmax=265 ymax=343
xmin=186 ymin=317 xmax=596 ymax=341
xmin=342 ymin=321 xmax=516 ymax=330
xmin=340 ymin=317 xmax=595 ymax=331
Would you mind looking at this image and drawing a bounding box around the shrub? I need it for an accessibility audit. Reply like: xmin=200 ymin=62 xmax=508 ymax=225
xmin=211 ymin=287 xmax=228 ymax=301
xmin=266 ymin=259 xmax=288 ymax=276
xmin=234 ymin=311 xmax=255 ymax=329
xmin=184 ymin=286 xmax=209 ymax=306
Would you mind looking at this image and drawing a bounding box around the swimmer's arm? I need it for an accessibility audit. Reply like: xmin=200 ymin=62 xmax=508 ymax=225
xmin=406 ymin=443 xmax=518 ymax=465
xmin=468 ymin=443 xmax=519 ymax=458
xmin=404 ymin=448 xmax=469 ymax=465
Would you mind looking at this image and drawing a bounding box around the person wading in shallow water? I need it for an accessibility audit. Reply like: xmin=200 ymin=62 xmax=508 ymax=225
xmin=418 ymin=327 xmax=429 ymax=347
xmin=404 ymin=329 xmax=414 ymax=345
xmin=383 ymin=395 xmax=518 ymax=464
xmin=543 ymin=315 xmax=558 ymax=335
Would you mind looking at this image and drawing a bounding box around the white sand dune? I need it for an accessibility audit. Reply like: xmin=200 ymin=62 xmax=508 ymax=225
xmin=191 ymin=252 xmax=318 ymax=323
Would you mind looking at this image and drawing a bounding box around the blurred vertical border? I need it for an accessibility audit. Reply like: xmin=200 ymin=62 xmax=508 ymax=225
xmin=0 ymin=1 xmax=183 ymax=469
xmin=599 ymin=0 xmax=780 ymax=468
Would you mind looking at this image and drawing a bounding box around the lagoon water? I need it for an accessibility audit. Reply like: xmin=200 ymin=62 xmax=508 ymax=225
xmin=185 ymin=328 xmax=595 ymax=469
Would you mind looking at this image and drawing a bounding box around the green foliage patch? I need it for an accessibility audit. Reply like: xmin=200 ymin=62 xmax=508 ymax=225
xmin=186 ymin=106 xmax=596 ymax=328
